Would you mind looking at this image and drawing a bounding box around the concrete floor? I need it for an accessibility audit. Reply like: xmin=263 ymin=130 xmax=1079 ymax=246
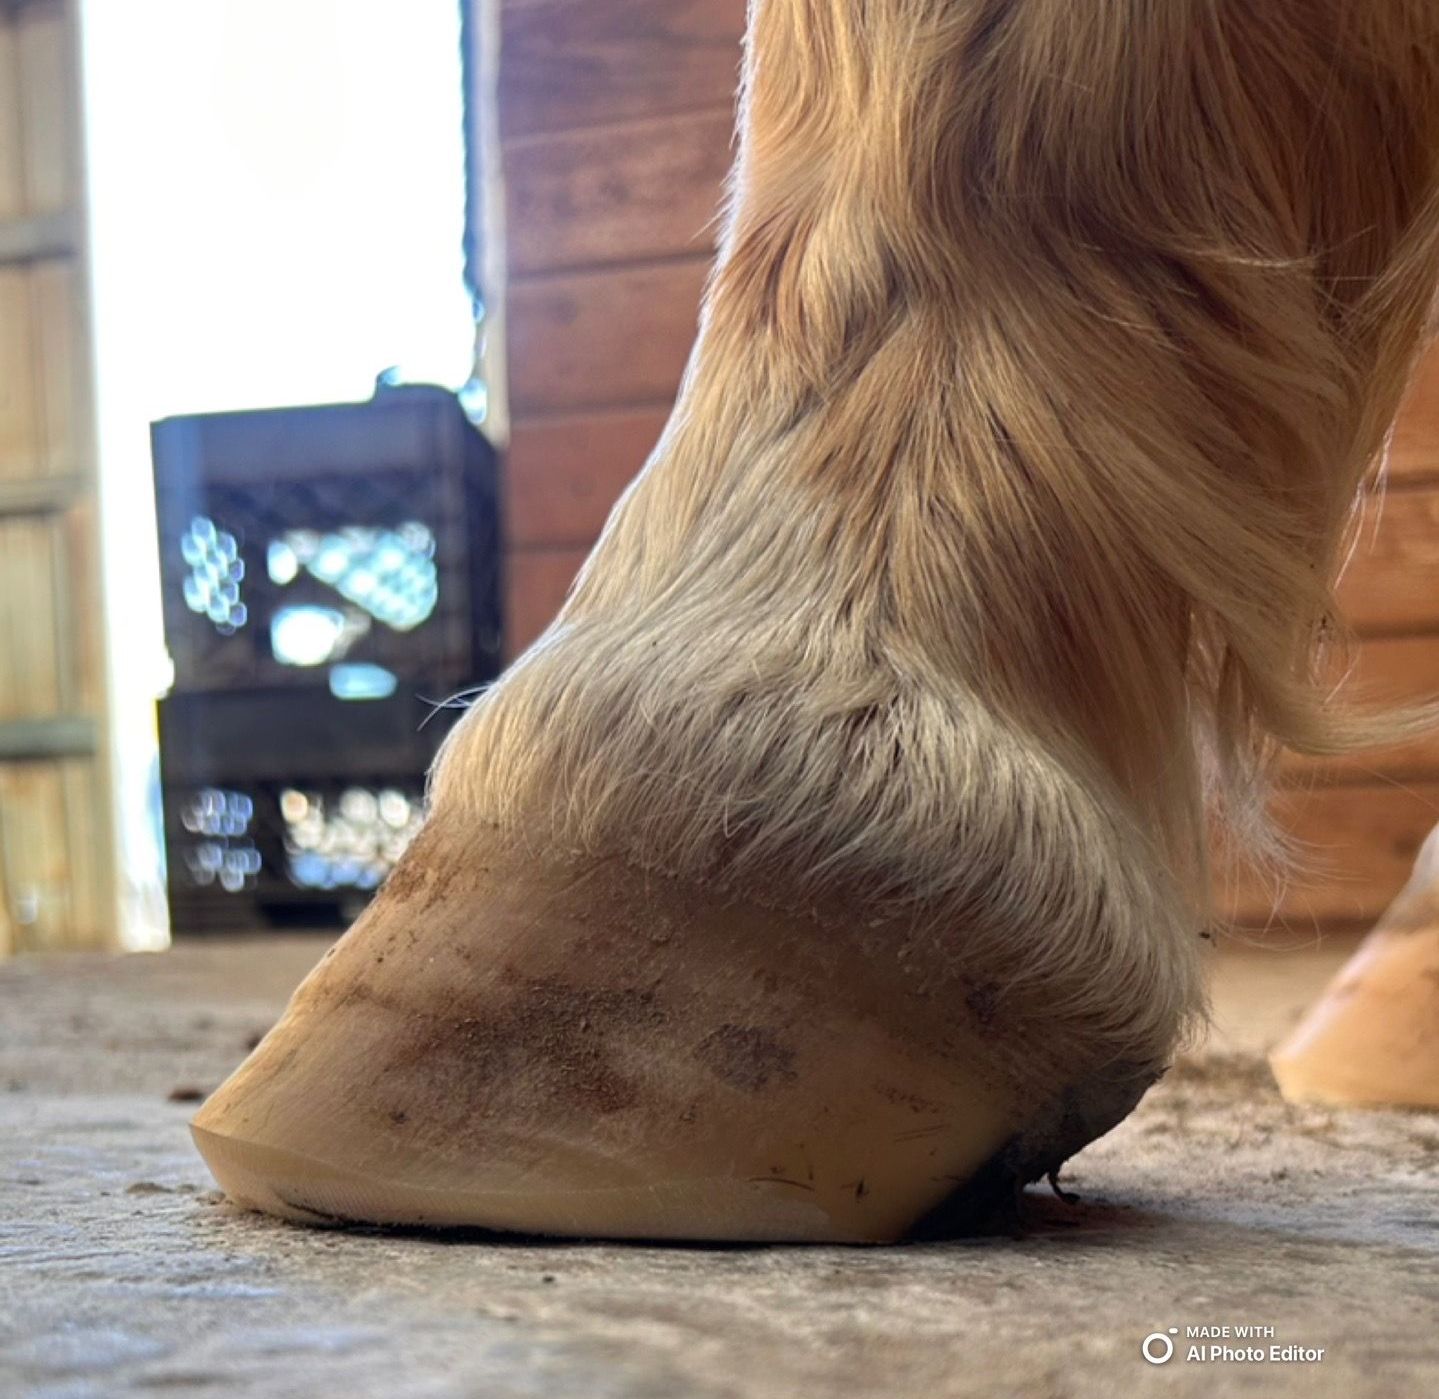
xmin=1 ymin=935 xmax=1437 ymax=1398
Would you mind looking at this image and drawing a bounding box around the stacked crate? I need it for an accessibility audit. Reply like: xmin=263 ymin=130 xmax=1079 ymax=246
xmin=0 ymin=0 xmax=113 ymax=953
xmin=151 ymin=387 xmax=502 ymax=932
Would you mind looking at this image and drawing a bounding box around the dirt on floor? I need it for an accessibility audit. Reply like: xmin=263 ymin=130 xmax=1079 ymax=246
xmin=1 ymin=934 xmax=1436 ymax=1399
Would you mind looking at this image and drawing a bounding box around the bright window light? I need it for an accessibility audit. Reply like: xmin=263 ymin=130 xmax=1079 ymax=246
xmin=83 ymin=0 xmax=473 ymax=416
xmin=80 ymin=1 xmax=473 ymax=945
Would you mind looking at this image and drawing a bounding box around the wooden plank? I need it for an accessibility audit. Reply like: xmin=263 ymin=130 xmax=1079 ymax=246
xmin=58 ymin=753 xmax=103 ymax=943
xmin=1218 ymin=782 xmax=1439 ymax=933
xmin=507 ymin=109 xmax=731 ymax=277
xmin=0 ymin=515 xmax=60 ymax=719
xmin=499 ymin=0 xmax=744 ymax=142
xmin=0 ymin=829 xmax=11 ymax=956
xmin=1340 ymin=486 xmax=1439 ymax=634
xmin=0 ymin=758 xmax=72 ymax=949
xmin=58 ymin=496 xmax=100 ymax=711
xmin=15 ymin=0 xmax=73 ymax=215
xmin=1389 ymin=340 xmax=1439 ymax=484
xmin=0 ymin=20 xmax=25 ymax=221
xmin=53 ymin=492 xmax=94 ymax=711
xmin=505 ymin=546 xmax=588 ymax=655
xmin=0 ymin=265 xmax=39 ymax=477
xmin=507 ymin=259 xmax=708 ymax=415
xmin=507 ymin=408 xmax=664 ymax=546
xmin=29 ymin=254 xmax=78 ymax=473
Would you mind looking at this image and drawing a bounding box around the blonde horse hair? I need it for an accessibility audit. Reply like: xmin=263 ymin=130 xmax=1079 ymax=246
xmin=436 ymin=1 xmax=1439 ymax=1083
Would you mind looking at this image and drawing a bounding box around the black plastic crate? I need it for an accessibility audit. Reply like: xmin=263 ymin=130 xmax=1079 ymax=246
xmin=157 ymin=687 xmax=455 ymax=785
xmin=150 ymin=383 xmax=496 ymax=934
xmin=162 ymin=773 xmax=432 ymax=932
xmin=157 ymin=686 xmax=464 ymax=931
xmin=152 ymin=384 xmax=502 ymax=695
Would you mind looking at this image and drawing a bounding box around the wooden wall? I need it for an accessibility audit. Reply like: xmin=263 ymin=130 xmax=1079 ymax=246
xmin=496 ymin=0 xmax=1439 ymax=938
xmin=0 ymin=0 xmax=113 ymax=952
xmin=497 ymin=0 xmax=744 ymax=646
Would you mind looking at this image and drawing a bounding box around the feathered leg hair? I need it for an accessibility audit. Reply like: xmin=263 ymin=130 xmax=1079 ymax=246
xmin=440 ymin=0 xmax=1439 ymax=1092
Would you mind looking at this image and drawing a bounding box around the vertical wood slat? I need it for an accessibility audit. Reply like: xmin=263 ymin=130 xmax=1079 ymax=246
xmin=0 ymin=16 xmax=23 ymax=220
xmin=14 ymin=0 xmax=74 ymax=215
xmin=0 ymin=765 xmax=17 ymax=958
xmin=0 ymin=266 xmax=40 ymax=476
xmin=0 ymin=830 xmax=11 ymax=956
xmin=0 ymin=515 xmax=61 ymax=719
xmin=57 ymin=497 xmax=99 ymax=712
xmin=0 ymin=759 xmax=73 ymax=949
xmin=0 ymin=257 xmax=78 ymax=479
xmin=59 ymin=754 xmax=102 ymax=944
xmin=30 ymin=255 xmax=78 ymax=475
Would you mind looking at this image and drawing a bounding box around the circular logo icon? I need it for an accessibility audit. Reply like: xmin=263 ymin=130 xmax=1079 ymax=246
xmin=1142 ymin=1331 xmax=1176 ymax=1365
